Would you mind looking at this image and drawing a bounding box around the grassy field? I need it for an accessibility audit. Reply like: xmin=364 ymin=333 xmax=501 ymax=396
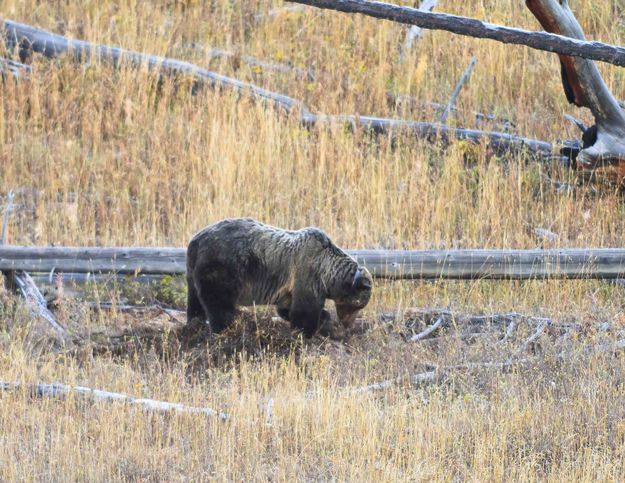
xmin=2 ymin=0 xmax=625 ymax=480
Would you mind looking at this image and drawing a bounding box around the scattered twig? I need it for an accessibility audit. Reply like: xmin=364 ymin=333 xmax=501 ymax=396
xmin=500 ymin=318 xmax=518 ymax=344
xmin=0 ymin=381 xmax=229 ymax=419
xmin=358 ymin=358 xmax=529 ymax=392
xmin=440 ymin=57 xmax=477 ymax=124
xmin=533 ymin=227 xmax=559 ymax=245
xmin=409 ymin=316 xmax=444 ymax=342
xmin=510 ymin=319 xmax=550 ymax=359
xmin=564 ymin=114 xmax=587 ymax=133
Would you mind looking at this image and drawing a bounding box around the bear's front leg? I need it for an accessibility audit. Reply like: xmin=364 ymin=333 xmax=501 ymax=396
xmin=288 ymin=283 xmax=325 ymax=338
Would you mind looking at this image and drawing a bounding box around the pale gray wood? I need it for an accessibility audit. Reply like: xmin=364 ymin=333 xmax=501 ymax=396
xmin=0 ymin=18 xmax=553 ymax=157
xmin=0 ymin=381 xmax=229 ymax=418
xmin=289 ymin=0 xmax=625 ymax=66
xmin=399 ymin=0 xmax=438 ymax=61
xmin=440 ymin=57 xmax=476 ymax=124
xmin=409 ymin=316 xmax=443 ymax=342
xmin=2 ymin=19 xmax=307 ymax=115
xmin=1 ymin=191 xmax=14 ymax=245
xmin=12 ymin=271 xmax=68 ymax=340
xmin=3 ymin=246 xmax=625 ymax=279
xmin=0 ymin=57 xmax=30 ymax=78
xmin=526 ymin=0 xmax=625 ymax=172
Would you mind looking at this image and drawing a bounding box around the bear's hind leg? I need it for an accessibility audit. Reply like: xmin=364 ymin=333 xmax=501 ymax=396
xmin=186 ymin=275 xmax=206 ymax=325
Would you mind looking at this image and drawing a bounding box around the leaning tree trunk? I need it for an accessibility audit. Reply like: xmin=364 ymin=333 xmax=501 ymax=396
xmin=527 ymin=0 xmax=625 ymax=183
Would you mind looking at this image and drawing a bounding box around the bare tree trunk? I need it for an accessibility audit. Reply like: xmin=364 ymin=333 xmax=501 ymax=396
xmin=526 ymin=0 xmax=625 ymax=182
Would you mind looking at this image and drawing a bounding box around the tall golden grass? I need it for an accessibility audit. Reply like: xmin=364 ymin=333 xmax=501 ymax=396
xmin=2 ymin=0 xmax=625 ymax=479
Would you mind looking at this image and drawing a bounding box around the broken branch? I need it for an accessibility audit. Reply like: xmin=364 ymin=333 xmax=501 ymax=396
xmin=440 ymin=57 xmax=476 ymax=124
xmin=12 ymin=271 xmax=68 ymax=341
xmin=409 ymin=316 xmax=444 ymax=342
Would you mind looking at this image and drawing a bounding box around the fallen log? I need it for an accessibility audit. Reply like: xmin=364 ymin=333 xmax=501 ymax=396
xmin=293 ymin=0 xmax=625 ymax=182
xmin=357 ymin=358 xmax=529 ymax=392
xmin=2 ymin=19 xmax=306 ymax=115
xmin=3 ymin=246 xmax=625 ymax=279
xmin=289 ymin=0 xmax=625 ymax=67
xmin=0 ymin=18 xmax=553 ymax=157
xmin=303 ymin=114 xmax=552 ymax=155
xmin=0 ymin=381 xmax=228 ymax=419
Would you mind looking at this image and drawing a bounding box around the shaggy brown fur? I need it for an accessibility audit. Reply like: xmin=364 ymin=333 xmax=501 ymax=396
xmin=186 ymin=218 xmax=372 ymax=337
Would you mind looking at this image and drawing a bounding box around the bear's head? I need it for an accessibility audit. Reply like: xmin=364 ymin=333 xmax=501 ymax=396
xmin=334 ymin=267 xmax=373 ymax=326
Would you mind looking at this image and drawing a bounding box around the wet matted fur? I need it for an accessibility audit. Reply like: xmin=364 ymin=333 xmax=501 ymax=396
xmin=186 ymin=218 xmax=373 ymax=337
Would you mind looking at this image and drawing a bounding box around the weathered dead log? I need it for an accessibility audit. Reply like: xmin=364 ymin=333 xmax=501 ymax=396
xmin=526 ymin=0 xmax=625 ymax=183
xmin=0 ymin=381 xmax=229 ymax=418
xmin=4 ymin=246 xmax=625 ymax=280
xmin=1 ymin=18 xmax=552 ymax=157
xmin=358 ymin=358 xmax=529 ymax=392
xmin=304 ymin=114 xmax=552 ymax=155
xmin=290 ymin=0 xmax=625 ymax=67
xmin=384 ymin=307 xmax=578 ymax=333
xmin=2 ymin=19 xmax=307 ymax=115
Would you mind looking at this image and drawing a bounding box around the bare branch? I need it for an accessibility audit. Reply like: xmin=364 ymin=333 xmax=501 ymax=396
xmin=409 ymin=316 xmax=444 ymax=342
xmin=289 ymin=0 xmax=625 ymax=67
xmin=440 ymin=57 xmax=476 ymax=124
xmin=0 ymin=381 xmax=229 ymax=419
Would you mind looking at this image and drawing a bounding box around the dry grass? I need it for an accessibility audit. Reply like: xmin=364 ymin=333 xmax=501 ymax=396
xmin=2 ymin=0 xmax=625 ymax=480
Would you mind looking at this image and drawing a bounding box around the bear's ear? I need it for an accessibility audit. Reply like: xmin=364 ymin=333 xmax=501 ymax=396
xmin=352 ymin=268 xmax=372 ymax=290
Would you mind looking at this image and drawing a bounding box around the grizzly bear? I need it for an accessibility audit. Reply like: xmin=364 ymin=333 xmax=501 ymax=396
xmin=186 ymin=218 xmax=373 ymax=337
